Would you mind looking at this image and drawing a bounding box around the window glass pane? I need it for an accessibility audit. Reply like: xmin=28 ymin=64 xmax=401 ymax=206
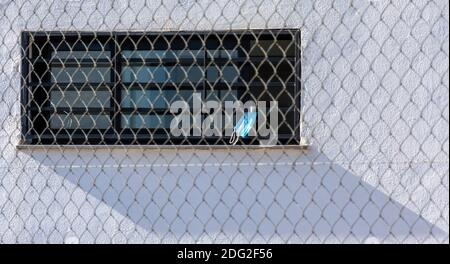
xmin=220 ymin=90 xmax=238 ymax=102
xmin=121 ymin=66 xmax=166 ymax=83
xmin=250 ymin=61 xmax=294 ymax=82
xmin=207 ymin=50 xmax=239 ymax=58
xmin=50 ymin=90 xmax=111 ymax=108
xmin=121 ymin=66 xmax=203 ymax=83
xmin=249 ymin=86 xmax=295 ymax=107
xmin=171 ymin=66 xmax=203 ymax=83
xmin=51 ymin=67 xmax=111 ymax=83
xmin=250 ymin=40 xmax=295 ymax=57
xmin=121 ymin=89 xmax=204 ymax=108
xmin=51 ymin=51 xmax=111 ymax=60
xmin=121 ymin=90 xmax=174 ymax=108
xmin=205 ymin=90 xmax=238 ymax=101
xmin=277 ymin=111 xmax=296 ymax=134
xmin=207 ymin=66 xmax=239 ymax=83
xmin=121 ymin=114 xmax=172 ymax=129
xmin=50 ymin=113 xmax=111 ymax=129
xmin=122 ymin=50 xmax=204 ymax=59
xmin=205 ymin=90 xmax=220 ymax=101
xmin=172 ymin=90 xmax=202 ymax=104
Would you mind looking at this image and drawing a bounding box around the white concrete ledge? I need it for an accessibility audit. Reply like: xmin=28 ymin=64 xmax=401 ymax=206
xmin=16 ymin=144 xmax=309 ymax=151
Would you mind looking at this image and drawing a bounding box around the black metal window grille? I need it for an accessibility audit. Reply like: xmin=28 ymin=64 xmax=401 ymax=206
xmin=21 ymin=30 xmax=301 ymax=145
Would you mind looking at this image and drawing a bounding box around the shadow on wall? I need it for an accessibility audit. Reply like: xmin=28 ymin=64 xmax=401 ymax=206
xmin=23 ymin=146 xmax=447 ymax=243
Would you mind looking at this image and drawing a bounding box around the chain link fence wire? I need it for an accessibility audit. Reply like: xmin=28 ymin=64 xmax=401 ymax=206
xmin=0 ymin=0 xmax=449 ymax=243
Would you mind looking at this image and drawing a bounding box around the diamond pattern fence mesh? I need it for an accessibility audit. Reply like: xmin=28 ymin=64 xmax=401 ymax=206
xmin=0 ymin=0 xmax=449 ymax=243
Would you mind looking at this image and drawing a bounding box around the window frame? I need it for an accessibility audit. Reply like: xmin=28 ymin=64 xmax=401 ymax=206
xmin=21 ymin=30 xmax=302 ymax=146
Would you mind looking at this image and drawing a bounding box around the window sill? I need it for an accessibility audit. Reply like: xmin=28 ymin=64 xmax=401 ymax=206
xmin=16 ymin=144 xmax=309 ymax=151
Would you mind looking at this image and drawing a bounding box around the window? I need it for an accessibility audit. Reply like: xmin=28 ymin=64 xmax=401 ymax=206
xmin=21 ymin=30 xmax=301 ymax=145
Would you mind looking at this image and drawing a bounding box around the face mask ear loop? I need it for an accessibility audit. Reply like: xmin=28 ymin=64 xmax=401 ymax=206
xmin=229 ymin=130 xmax=239 ymax=145
xmin=229 ymin=112 xmax=245 ymax=145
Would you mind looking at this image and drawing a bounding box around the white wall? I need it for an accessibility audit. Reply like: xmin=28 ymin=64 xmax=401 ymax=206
xmin=0 ymin=0 xmax=448 ymax=243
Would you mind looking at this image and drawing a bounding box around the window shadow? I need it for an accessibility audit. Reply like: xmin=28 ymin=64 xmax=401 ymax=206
xmin=23 ymin=146 xmax=448 ymax=243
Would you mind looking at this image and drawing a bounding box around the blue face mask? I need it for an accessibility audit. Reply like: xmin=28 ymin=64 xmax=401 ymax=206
xmin=229 ymin=111 xmax=257 ymax=145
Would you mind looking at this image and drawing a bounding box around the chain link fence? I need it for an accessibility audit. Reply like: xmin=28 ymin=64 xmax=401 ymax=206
xmin=0 ymin=0 xmax=449 ymax=243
